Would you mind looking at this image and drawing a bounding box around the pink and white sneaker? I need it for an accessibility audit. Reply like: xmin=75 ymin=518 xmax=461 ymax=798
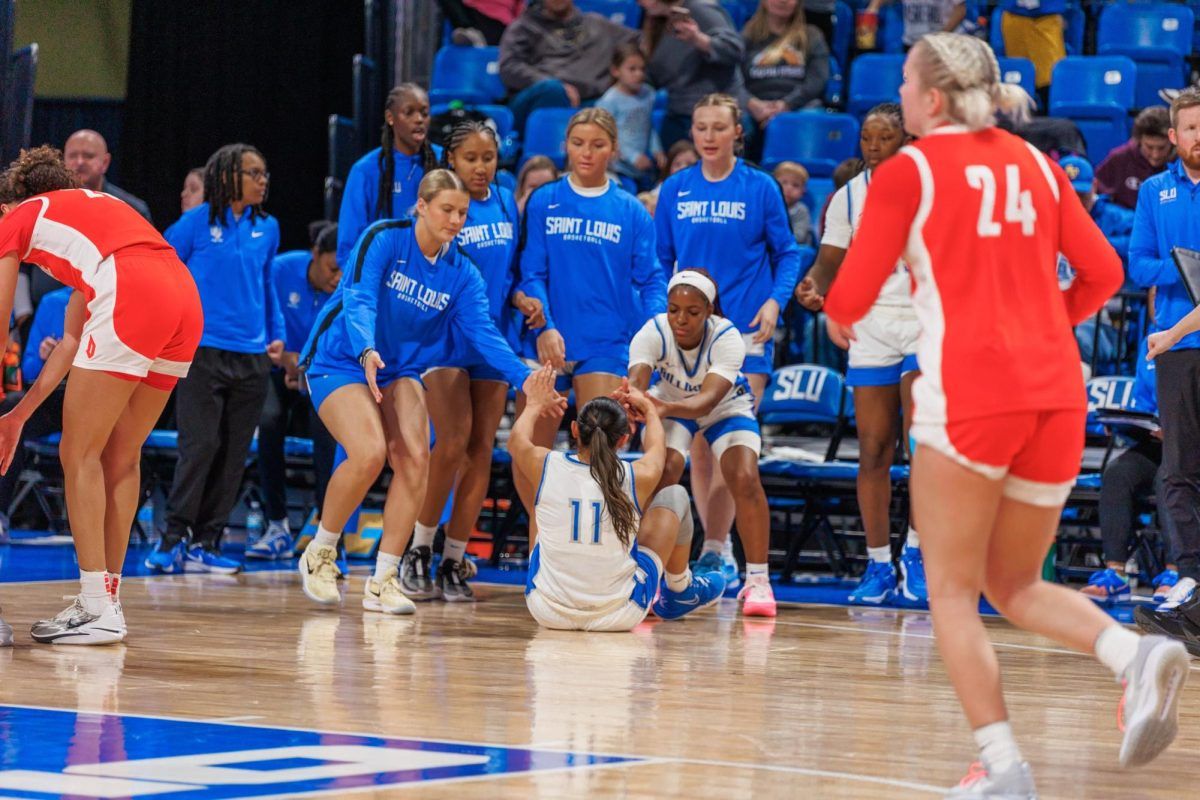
xmin=737 ymin=576 xmax=777 ymax=617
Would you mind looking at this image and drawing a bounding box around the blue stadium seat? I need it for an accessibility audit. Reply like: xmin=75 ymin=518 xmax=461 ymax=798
xmin=989 ymin=7 xmax=1005 ymax=56
xmin=1086 ymin=374 xmax=1136 ymax=436
xmin=430 ymin=103 xmax=514 ymax=138
xmin=521 ymin=107 xmax=576 ymax=169
xmin=719 ymin=0 xmax=753 ymax=28
xmin=824 ymin=56 xmax=844 ymax=108
xmin=846 ymin=54 xmax=904 ymax=117
xmin=878 ymin=2 xmax=906 ymax=53
xmin=575 ymin=0 xmax=642 ymax=27
xmin=760 ymin=364 xmax=850 ymax=426
xmin=429 ymin=46 xmax=505 ymax=105
xmin=831 ymin=1 xmax=854 ymax=77
xmin=761 ymin=111 xmax=860 ymax=175
xmin=1097 ymin=3 xmax=1194 ymax=108
xmin=997 ymin=57 xmax=1036 ymax=99
xmin=1048 ymin=56 xmax=1137 ymax=163
xmin=803 ymin=176 xmax=835 ymax=219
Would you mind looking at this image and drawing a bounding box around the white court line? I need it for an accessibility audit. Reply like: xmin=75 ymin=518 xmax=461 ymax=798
xmin=204 ymin=715 xmax=264 ymax=723
xmin=665 ymin=756 xmax=944 ymax=795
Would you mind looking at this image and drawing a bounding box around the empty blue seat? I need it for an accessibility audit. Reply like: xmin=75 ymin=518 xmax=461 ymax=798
xmin=1049 ymin=57 xmax=1137 ymax=123
xmin=521 ymin=107 xmax=576 ymax=169
xmin=831 ymin=1 xmax=854 ymax=77
xmin=878 ymin=2 xmax=906 ymax=53
xmin=997 ymin=57 xmax=1036 ymax=100
xmin=803 ymin=177 xmax=835 ymax=220
xmin=760 ymin=364 xmax=850 ymax=426
xmin=1097 ymin=3 xmax=1194 ymax=108
xmin=761 ymin=111 xmax=860 ymax=175
xmin=719 ymin=0 xmax=753 ymax=28
xmin=429 ymin=46 xmax=505 ymax=105
xmin=847 ymin=54 xmax=904 ymax=117
xmin=576 ymin=0 xmax=642 ymax=27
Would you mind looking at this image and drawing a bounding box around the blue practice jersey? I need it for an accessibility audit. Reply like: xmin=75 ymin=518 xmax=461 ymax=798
xmin=300 ymin=218 xmax=528 ymax=386
xmin=456 ymin=184 xmax=520 ymax=340
xmin=336 ymin=145 xmax=442 ymax=268
xmin=272 ymin=250 xmax=333 ymax=353
xmin=655 ymin=160 xmax=801 ymax=336
xmin=518 ymin=177 xmax=665 ymax=362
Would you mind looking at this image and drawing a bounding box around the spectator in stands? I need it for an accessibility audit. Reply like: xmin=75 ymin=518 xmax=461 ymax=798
xmin=148 ymin=143 xmax=286 ymax=576
xmin=1080 ymin=336 xmax=1180 ymax=604
xmin=0 ymin=286 xmax=70 ymax=541
xmin=741 ymin=0 xmax=830 ymax=154
xmin=180 ymin=167 xmax=204 ymax=214
xmin=63 ymin=129 xmax=152 ymax=223
xmin=641 ymin=0 xmax=746 ymax=149
xmin=663 ymin=139 xmax=698 ymax=176
xmin=774 ymin=160 xmax=812 ymax=245
xmin=863 ymin=0 xmax=966 ymax=50
xmin=437 ymin=0 xmax=525 ymax=46
xmin=1128 ymin=88 xmax=1200 ymax=643
xmin=499 ymin=0 xmax=638 ymax=136
xmin=246 ymin=222 xmax=341 ymax=560
xmin=1096 ymin=107 xmax=1174 ymax=212
xmin=597 ymin=43 xmax=665 ymax=192
xmin=997 ymin=0 xmax=1065 ymax=103
xmin=338 ymin=84 xmax=440 ymax=267
xmin=1061 ymin=155 xmax=1134 ymax=265
xmin=514 ymin=155 xmax=558 ymax=215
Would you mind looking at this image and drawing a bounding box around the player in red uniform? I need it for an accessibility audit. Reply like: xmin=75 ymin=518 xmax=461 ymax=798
xmin=823 ymin=34 xmax=1190 ymax=796
xmin=0 ymin=147 xmax=203 ymax=645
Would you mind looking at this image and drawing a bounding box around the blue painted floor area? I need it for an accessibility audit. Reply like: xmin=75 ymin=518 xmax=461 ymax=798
xmin=0 ymin=531 xmax=1140 ymax=624
xmin=0 ymin=705 xmax=636 ymax=799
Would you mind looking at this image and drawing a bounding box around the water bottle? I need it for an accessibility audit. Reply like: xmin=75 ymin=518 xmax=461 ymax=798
xmin=246 ymin=501 xmax=264 ymax=544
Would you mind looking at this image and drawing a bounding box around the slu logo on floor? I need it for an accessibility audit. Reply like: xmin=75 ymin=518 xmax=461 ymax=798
xmin=0 ymin=705 xmax=638 ymax=798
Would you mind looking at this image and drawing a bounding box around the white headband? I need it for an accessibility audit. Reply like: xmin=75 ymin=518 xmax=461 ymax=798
xmin=668 ymin=270 xmax=717 ymax=305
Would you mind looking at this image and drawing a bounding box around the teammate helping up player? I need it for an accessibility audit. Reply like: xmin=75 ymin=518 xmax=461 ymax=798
xmin=822 ymin=33 xmax=1188 ymax=797
xmin=512 ymin=365 xmax=724 ymax=631
xmin=627 ymin=270 xmax=776 ymax=617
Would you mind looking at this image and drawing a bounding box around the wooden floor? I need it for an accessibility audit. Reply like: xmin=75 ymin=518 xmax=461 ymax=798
xmin=1 ymin=570 xmax=1197 ymax=798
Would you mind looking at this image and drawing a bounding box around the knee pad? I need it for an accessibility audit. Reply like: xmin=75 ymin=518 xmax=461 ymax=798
xmin=649 ymin=485 xmax=693 ymax=545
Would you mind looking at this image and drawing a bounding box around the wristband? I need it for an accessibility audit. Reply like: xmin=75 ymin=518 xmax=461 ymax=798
xmin=358 ymin=347 xmax=375 ymax=367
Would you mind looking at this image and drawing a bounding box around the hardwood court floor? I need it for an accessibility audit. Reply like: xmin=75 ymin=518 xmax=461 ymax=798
xmin=1 ymin=570 xmax=1197 ymax=799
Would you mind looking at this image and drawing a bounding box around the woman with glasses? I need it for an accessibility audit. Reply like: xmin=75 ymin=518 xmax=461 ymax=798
xmin=146 ymin=143 xmax=287 ymax=576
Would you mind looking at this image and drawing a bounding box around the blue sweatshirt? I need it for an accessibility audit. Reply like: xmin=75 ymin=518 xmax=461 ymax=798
xmin=456 ymin=185 xmax=520 ymax=343
xmin=22 ymin=287 xmax=71 ymax=383
xmin=655 ymin=160 xmax=802 ymax=334
xmin=1132 ymin=335 xmax=1158 ymax=416
xmin=518 ymin=177 xmax=665 ymax=362
xmin=1090 ymin=196 xmax=1134 ymax=265
xmin=336 ymin=145 xmax=442 ymax=267
xmin=301 ymin=219 xmax=529 ymax=386
xmin=272 ymin=250 xmax=333 ymax=353
xmin=165 ymin=203 xmax=285 ymax=354
xmin=1129 ymin=160 xmax=1200 ymax=351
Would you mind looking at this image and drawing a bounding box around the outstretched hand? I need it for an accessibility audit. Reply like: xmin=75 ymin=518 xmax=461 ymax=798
xmin=611 ymin=377 xmax=655 ymax=423
xmin=522 ymin=363 xmax=567 ymax=419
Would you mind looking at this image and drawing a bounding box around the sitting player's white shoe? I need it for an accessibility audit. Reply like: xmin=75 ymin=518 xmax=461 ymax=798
xmin=364 ymin=567 xmax=417 ymax=615
xmin=298 ymin=541 xmax=341 ymax=605
xmin=30 ymin=596 xmax=124 ymax=645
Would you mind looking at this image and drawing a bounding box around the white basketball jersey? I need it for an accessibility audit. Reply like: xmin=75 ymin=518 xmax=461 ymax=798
xmin=824 ymin=171 xmax=912 ymax=308
xmin=531 ymin=452 xmax=642 ymax=615
xmin=628 ymin=313 xmax=748 ymax=405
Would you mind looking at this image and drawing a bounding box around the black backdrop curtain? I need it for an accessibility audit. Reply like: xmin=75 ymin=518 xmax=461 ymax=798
xmin=123 ymin=1 xmax=364 ymax=247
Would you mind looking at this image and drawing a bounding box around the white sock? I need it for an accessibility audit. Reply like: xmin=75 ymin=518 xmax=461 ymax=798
xmin=412 ymin=522 xmax=437 ymax=550
xmin=973 ymin=721 xmax=1022 ymax=774
xmin=701 ymin=538 xmax=723 ymax=557
xmin=666 ymin=569 xmax=691 ymax=592
xmin=1095 ymin=625 xmax=1141 ymax=677
xmin=80 ymin=570 xmax=110 ymax=615
xmin=105 ymin=572 xmax=121 ymax=602
xmin=374 ymin=551 xmax=402 ymax=581
xmin=314 ymin=524 xmax=340 ymax=549
xmin=906 ymin=527 xmax=920 ymax=550
xmin=721 ymin=535 xmax=734 ymax=558
xmin=443 ymin=537 xmax=468 ymax=564
xmin=868 ymin=545 xmax=892 ymax=564
xmin=746 ymin=562 xmax=768 ymax=582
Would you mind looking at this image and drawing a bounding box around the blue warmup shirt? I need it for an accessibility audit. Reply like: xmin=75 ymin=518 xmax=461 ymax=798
xmin=1132 ymin=335 xmax=1159 ymax=416
xmin=454 ymin=185 xmax=520 ymax=349
xmin=518 ymin=177 xmax=665 ymax=362
xmin=336 ymin=145 xmax=442 ymax=267
xmin=1090 ymin=196 xmax=1134 ymax=265
xmin=655 ymin=160 xmax=802 ymax=335
xmin=165 ymin=203 xmax=286 ymax=354
xmin=22 ymin=286 xmax=71 ymax=383
xmin=999 ymin=0 xmax=1066 ymax=16
xmin=272 ymin=250 xmax=333 ymax=353
xmin=1129 ymin=160 xmax=1200 ymax=351
xmin=300 ymin=219 xmax=529 ymax=386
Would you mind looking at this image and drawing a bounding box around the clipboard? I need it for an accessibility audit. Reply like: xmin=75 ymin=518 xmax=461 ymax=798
xmin=1171 ymin=246 xmax=1200 ymax=306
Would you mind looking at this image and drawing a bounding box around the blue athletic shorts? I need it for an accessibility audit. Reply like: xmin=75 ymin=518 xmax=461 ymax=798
xmin=846 ymin=354 xmax=920 ymax=388
xmin=522 ymin=355 xmax=628 ymax=393
xmin=304 ymin=368 xmax=424 ymax=413
xmin=741 ymin=338 xmax=775 ymax=378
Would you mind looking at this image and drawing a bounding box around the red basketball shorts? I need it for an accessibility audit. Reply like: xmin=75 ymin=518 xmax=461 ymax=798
xmin=911 ymin=407 xmax=1085 ymax=507
xmin=73 ymin=251 xmax=204 ymax=390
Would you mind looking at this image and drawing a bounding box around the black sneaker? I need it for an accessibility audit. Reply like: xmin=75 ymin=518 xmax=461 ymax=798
xmin=400 ymin=545 xmax=438 ymax=600
xmin=1134 ymin=594 xmax=1200 ymax=658
xmin=436 ymin=558 xmax=476 ymax=603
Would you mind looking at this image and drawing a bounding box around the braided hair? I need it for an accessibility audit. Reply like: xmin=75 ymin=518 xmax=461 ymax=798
xmin=2 ymin=145 xmax=78 ymax=203
xmin=913 ymin=33 xmax=1032 ymax=130
xmin=376 ymin=83 xmax=439 ymax=221
xmin=576 ymin=397 xmax=638 ymax=548
xmin=205 ymin=143 xmax=268 ymax=227
xmin=440 ymin=120 xmax=501 ymax=183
